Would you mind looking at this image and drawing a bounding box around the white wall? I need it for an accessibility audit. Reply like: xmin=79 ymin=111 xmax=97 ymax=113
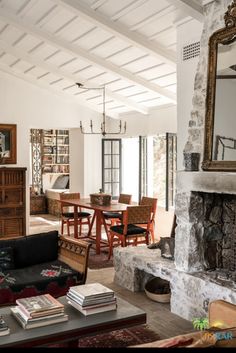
xmin=177 ymin=19 xmax=203 ymax=170
xmin=0 ymin=71 xmax=101 ymax=232
xmin=109 ymin=105 xmax=177 ymax=137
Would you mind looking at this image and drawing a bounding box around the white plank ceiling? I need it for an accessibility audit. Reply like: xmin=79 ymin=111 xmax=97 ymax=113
xmin=0 ymin=0 xmax=203 ymax=117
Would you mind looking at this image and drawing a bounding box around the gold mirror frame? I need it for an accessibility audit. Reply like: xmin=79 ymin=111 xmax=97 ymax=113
xmin=202 ymin=0 xmax=236 ymax=171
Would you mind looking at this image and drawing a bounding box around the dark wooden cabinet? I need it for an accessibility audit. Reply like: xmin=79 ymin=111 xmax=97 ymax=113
xmin=30 ymin=194 xmax=46 ymax=214
xmin=0 ymin=167 xmax=26 ymax=238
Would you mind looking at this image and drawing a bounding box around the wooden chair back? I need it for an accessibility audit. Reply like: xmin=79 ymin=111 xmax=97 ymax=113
xmin=123 ymin=205 xmax=152 ymax=234
xmin=118 ymin=194 xmax=132 ymax=205
xmin=60 ymin=192 xmax=80 ymax=214
xmin=140 ymin=196 xmax=158 ymax=221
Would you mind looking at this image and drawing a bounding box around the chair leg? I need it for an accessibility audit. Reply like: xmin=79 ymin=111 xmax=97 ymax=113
xmin=67 ymin=221 xmax=70 ymax=236
xmin=79 ymin=220 xmax=82 ymax=237
xmin=61 ymin=219 xmax=64 ymax=235
xmin=150 ymin=223 xmax=155 ymax=243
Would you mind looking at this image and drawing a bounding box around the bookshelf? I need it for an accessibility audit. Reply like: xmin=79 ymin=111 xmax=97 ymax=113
xmin=41 ymin=129 xmax=69 ymax=174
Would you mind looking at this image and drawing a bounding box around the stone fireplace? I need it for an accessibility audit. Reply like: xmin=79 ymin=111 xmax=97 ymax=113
xmin=175 ymin=171 xmax=236 ymax=289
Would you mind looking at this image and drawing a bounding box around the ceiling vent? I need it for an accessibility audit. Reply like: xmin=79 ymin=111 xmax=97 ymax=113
xmin=182 ymin=41 xmax=200 ymax=61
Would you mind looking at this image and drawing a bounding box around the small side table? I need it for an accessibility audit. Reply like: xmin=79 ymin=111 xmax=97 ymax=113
xmin=30 ymin=194 xmax=47 ymax=215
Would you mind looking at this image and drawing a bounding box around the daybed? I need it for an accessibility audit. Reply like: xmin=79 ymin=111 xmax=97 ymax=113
xmin=0 ymin=230 xmax=91 ymax=306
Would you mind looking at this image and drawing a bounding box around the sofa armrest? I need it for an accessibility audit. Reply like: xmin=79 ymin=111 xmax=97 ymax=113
xmin=58 ymin=236 xmax=91 ymax=284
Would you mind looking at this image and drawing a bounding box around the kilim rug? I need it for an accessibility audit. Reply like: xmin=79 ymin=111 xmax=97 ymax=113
xmin=77 ymin=325 xmax=160 ymax=348
xmin=88 ymin=248 xmax=114 ymax=269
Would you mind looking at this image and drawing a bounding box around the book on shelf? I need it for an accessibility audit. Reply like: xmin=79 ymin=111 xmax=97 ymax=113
xmin=11 ymin=307 xmax=68 ymax=330
xmin=69 ymin=283 xmax=114 ymax=301
xmin=67 ymin=299 xmax=117 ymax=316
xmin=0 ymin=315 xmax=10 ymax=336
xmin=16 ymin=294 xmax=64 ymax=318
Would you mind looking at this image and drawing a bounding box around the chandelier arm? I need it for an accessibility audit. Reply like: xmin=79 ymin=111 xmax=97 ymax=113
xmin=77 ymin=83 xmax=127 ymax=135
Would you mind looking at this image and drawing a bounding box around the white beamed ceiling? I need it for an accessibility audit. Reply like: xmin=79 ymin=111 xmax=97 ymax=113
xmin=0 ymin=0 xmax=203 ymax=117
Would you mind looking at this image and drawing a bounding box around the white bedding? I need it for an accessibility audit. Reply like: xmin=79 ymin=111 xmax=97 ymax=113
xmin=45 ymin=189 xmax=69 ymax=200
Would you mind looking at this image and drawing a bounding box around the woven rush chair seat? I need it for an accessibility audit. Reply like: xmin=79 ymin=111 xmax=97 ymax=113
xmin=60 ymin=192 xmax=91 ymax=237
xmin=108 ymin=205 xmax=152 ymax=260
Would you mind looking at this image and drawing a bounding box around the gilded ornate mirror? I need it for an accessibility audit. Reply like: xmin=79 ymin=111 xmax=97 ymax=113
xmin=202 ymin=0 xmax=236 ymax=171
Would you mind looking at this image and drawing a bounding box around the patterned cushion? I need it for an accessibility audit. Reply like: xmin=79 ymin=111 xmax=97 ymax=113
xmin=110 ymin=224 xmax=146 ymax=236
xmin=0 ymin=247 xmax=14 ymax=271
xmin=0 ymin=260 xmax=83 ymax=305
xmin=62 ymin=212 xmax=91 ymax=218
xmin=103 ymin=212 xmax=122 ymax=219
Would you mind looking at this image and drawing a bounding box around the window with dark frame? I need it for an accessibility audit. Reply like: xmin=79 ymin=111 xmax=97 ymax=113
xmin=101 ymin=135 xmax=176 ymax=208
xmin=102 ymin=139 xmax=121 ymax=200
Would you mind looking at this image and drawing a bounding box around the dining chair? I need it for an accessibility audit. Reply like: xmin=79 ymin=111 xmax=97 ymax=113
xmin=108 ymin=205 xmax=152 ymax=260
xmin=139 ymin=196 xmax=158 ymax=243
xmin=103 ymin=193 xmax=132 ymax=224
xmin=60 ymin=192 xmax=91 ymax=237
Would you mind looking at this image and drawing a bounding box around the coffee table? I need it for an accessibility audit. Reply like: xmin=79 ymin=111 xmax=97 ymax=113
xmin=0 ymin=296 xmax=146 ymax=347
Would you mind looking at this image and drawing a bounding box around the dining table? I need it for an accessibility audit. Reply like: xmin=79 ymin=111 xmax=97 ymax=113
xmin=60 ymin=198 xmax=130 ymax=254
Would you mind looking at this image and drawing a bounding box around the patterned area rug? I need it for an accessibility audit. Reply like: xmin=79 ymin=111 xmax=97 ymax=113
xmin=88 ymin=248 xmax=114 ymax=269
xmin=78 ymin=325 xmax=160 ymax=348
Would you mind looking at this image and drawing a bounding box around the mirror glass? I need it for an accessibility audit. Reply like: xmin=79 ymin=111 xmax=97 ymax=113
xmin=213 ymin=40 xmax=236 ymax=161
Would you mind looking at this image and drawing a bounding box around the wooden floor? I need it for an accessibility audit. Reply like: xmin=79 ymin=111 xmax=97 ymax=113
xmin=87 ymin=268 xmax=194 ymax=340
xmin=30 ymin=213 xmax=193 ymax=341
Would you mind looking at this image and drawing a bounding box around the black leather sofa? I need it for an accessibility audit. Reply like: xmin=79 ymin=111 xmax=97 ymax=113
xmin=0 ymin=231 xmax=91 ymax=305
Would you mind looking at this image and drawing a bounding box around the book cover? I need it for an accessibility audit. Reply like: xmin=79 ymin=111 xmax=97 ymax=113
xmin=69 ymin=283 xmax=114 ymax=300
xmin=11 ymin=307 xmax=68 ymax=329
xmin=68 ymin=299 xmax=117 ymax=316
xmin=14 ymin=306 xmax=66 ymax=324
xmin=16 ymin=294 xmax=64 ymax=317
xmin=67 ymin=292 xmax=116 ymax=307
xmin=0 ymin=316 xmax=10 ymax=336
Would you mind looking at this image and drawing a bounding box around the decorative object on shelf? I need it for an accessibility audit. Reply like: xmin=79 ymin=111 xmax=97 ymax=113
xmin=145 ymin=277 xmax=171 ymax=303
xmin=184 ymin=152 xmax=200 ymax=171
xmin=76 ymin=83 xmax=126 ymax=136
xmin=0 ymin=124 xmax=17 ymax=164
xmin=90 ymin=190 xmax=111 ymax=206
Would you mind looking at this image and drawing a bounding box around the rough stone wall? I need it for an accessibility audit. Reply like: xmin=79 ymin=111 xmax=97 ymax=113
xmin=184 ymin=0 xmax=232 ymax=159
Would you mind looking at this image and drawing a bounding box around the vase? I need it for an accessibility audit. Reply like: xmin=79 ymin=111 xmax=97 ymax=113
xmin=183 ymin=152 xmax=200 ymax=171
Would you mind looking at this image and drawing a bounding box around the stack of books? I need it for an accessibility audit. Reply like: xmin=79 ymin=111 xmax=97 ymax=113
xmin=67 ymin=283 xmax=117 ymax=316
xmin=0 ymin=315 xmax=10 ymax=336
xmin=11 ymin=294 xmax=68 ymax=329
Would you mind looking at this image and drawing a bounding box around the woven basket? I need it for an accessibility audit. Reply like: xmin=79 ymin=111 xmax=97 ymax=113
xmin=90 ymin=193 xmax=111 ymax=206
xmin=145 ymin=277 xmax=171 ymax=303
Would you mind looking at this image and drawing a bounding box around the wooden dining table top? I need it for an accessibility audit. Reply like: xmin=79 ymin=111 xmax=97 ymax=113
xmin=61 ymin=197 xmax=132 ymax=212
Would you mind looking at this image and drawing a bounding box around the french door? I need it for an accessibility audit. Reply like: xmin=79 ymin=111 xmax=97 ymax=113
xmin=102 ymin=139 xmax=121 ymax=200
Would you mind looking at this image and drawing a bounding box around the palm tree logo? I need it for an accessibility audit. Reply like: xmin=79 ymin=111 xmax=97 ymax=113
xmin=192 ymin=317 xmax=209 ymax=331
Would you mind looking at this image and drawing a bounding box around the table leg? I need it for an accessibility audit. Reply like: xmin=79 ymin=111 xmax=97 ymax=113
xmin=87 ymin=212 xmax=96 ymax=237
xmin=95 ymin=210 xmax=102 ymax=255
xmin=74 ymin=205 xmax=78 ymax=239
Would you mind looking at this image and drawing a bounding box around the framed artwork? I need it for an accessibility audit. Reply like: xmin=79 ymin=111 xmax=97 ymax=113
xmin=0 ymin=124 xmax=17 ymax=164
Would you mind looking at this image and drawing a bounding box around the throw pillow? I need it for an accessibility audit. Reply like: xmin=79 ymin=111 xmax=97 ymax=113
xmin=52 ymin=175 xmax=69 ymax=189
xmin=0 ymin=247 xmax=15 ymax=271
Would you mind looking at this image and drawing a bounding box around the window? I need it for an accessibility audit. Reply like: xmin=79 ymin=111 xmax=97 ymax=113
xmin=102 ymin=139 xmax=121 ymax=199
xmin=102 ymin=134 xmax=177 ymax=208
